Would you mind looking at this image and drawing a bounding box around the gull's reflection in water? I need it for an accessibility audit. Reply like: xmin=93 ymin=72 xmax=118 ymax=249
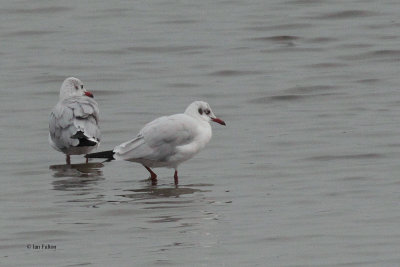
xmin=49 ymin=162 xmax=104 ymax=191
xmin=120 ymin=183 xmax=215 ymax=231
xmin=119 ymin=183 xmax=213 ymax=201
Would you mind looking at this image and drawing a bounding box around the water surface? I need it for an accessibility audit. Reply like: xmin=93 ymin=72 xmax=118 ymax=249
xmin=1 ymin=0 xmax=400 ymax=266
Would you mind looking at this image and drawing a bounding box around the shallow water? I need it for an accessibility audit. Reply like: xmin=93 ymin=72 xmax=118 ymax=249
xmin=2 ymin=0 xmax=400 ymax=266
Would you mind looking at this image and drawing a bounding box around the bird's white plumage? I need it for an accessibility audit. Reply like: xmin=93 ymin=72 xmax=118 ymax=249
xmin=49 ymin=77 xmax=101 ymax=157
xmin=85 ymin=101 xmax=225 ymax=184
xmin=113 ymin=101 xmax=221 ymax=170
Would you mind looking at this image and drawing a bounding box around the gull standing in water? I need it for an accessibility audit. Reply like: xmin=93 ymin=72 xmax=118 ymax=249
xmin=49 ymin=77 xmax=101 ymax=164
xmin=86 ymin=101 xmax=225 ymax=185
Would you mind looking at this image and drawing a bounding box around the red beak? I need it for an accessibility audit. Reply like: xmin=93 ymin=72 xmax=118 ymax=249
xmin=212 ymin=117 xmax=226 ymax=126
xmin=84 ymin=91 xmax=94 ymax=98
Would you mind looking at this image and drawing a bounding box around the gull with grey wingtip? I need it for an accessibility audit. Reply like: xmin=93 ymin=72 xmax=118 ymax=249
xmin=86 ymin=101 xmax=225 ymax=185
xmin=49 ymin=77 xmax=101 ymax=164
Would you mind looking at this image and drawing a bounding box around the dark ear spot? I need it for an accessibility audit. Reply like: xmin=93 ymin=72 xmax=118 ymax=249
xmin=74 ymin=85 xmax=78 ymax=90
xmin=198 ymin=108 xmax=203 ymax=115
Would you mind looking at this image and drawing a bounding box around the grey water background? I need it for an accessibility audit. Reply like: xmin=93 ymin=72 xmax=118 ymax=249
xmin=1 ymin=0 xmax=400 ymax=266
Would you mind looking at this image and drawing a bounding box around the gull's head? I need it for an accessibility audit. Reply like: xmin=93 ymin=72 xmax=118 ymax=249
xmin=185 ymin=101 xmax=226 ymax=126
xmin=59 ymin=77 xmax=94 ymax=100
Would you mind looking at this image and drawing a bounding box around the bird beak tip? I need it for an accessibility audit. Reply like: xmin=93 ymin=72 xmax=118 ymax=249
xmin=84 ymin=91 xmax=94 ymax=98
xmin=212 ymin=118 xmax=226 ymax=126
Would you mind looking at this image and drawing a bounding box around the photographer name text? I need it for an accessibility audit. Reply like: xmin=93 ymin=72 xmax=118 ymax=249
xmin=26 ymin=244 xmax=56 ymax=250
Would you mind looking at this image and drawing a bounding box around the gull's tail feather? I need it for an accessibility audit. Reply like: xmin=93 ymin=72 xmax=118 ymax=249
xmin=85 ymin=150 xmax=115 ymax=160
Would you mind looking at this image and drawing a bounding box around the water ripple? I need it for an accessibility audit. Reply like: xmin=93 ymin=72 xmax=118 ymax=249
xmin=306 ymin=153 xmax=383 ymax=161
xmin=2 ymin=30 xmax=58 ymax=37
xmin=311 ymin=10 xmax=379 ymax=20
xmin=1 ymin=6 xmax=73 ymax=14
xmin=246 ymin=23 xmax=312 ymax=31
xmin=127 ymin=45 xmax=210 ymax=54
xmin=249 ymin=35 xmax=300 ymax=42
xmin=339 ymin=49 xmax=400 ymax=61
xmin=208 ymin=70 xmax=264 ymax=76
xmin=251 ymin=93 xmax=336 ymax=103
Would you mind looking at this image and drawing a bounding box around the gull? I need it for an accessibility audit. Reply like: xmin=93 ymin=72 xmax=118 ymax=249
xmin=49 ymin=77 xmax=101 ymax=165
xmin=86 ymin=101 xmax=225 ymax=184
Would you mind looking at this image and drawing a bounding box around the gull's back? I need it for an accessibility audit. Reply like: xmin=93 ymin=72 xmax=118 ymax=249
xmin=114 ymin=113 xmax=199 ymax=165
xmin=49 ymin=96 xmax=100 ymax=154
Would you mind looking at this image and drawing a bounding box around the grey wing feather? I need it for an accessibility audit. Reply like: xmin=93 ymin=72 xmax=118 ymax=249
xmin=49 ymin=96 xmax=100 ymax=151
xmin=113 ymin=134 xmax=153 ymax=160
xmin=114 ymin=114 xmax=195 ymax=161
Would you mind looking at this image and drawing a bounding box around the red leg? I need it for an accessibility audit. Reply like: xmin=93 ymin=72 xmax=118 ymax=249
xmin=174 ymin=170 xmax=178 ymax=185
xmin=86 ymin=157 xmax=89 ymax=164
xmin=66 ymin=155 xmax=71 ymax=165
xmin=144 ymin=166 xmax=157 ymax=184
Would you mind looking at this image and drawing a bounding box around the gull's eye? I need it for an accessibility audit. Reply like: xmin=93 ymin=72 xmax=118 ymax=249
xmin=205 ymin=109 xmax=210 ymax=115
xmin=81 ymin=85 xmax=84 ymax=89
xmin=198 ymin=108 xmax=203 ymax=115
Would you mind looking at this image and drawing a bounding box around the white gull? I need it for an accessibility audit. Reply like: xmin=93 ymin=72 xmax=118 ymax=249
xmin=49 ymin=77 xmax=101 ymax=164
xmin=86 ymin=101 xmax=225 ymax=184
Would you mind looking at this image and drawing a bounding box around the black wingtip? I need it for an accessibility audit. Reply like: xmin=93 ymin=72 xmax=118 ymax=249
xmin=85 ymin=150 xmax=115 ymax=160
xmin=77 ymin=138 xmax=98 ymax=147
xmin=72 ymin=131 xmax=98 ymax=147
